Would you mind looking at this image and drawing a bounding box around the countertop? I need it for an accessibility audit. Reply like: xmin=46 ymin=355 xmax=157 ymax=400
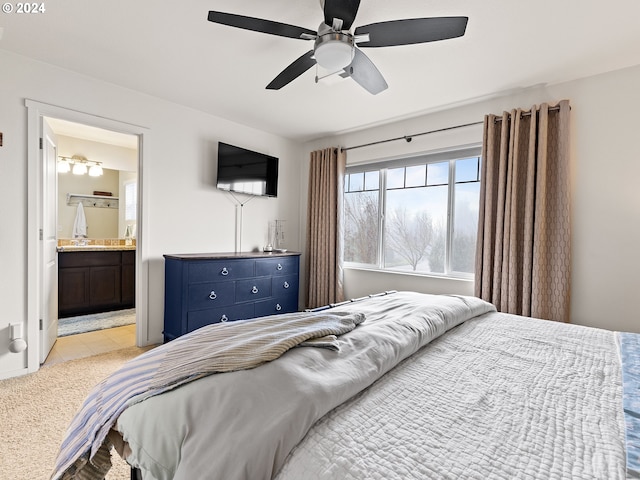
xmin=57 ymin=245 xmax=136 ymax=252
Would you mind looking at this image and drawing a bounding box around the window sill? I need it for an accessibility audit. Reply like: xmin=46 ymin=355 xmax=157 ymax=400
xmin=344 ymin=264 xmax=474 ymax=283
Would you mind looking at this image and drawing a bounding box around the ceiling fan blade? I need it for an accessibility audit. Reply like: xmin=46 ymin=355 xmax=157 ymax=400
xmin=208 ymin=11 xmax=316 ymax=39
xmin=323 ymin=0 xmax=361 ymax=30
xmin=341 ymin=48 xmax=388 ymax=95
xmin=355 ymin=17 xmax=468 ymax=47
xmin=266 ymin=50 xmax=317 ymax=90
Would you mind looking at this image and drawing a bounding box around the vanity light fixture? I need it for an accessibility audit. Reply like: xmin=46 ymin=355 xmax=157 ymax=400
xmin=58 ymin=155 xmax=104 ymax=177
xmin=88 ymin=164 xmax=103 ymax=177
xmin=57 ymin=158 xmax=71 ymax=173
xmin=72 ymin=161 xmax=88 ymax=175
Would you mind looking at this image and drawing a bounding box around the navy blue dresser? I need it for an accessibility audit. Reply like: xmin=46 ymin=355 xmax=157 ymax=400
xmin=163 ymin=252 xmax=300 ymax=342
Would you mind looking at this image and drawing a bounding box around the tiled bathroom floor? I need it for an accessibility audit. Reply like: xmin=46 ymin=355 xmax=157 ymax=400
xmin=43 ymin=324 xmax=137 ymax=366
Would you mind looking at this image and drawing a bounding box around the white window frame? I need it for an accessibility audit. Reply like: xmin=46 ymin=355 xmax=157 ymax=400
xmin=344 ymin=145 xmax=482 ymax=279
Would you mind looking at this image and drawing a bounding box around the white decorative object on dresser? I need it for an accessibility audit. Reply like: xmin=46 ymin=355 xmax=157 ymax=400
xmin=163 ymin=252 xmax=300 ymax=342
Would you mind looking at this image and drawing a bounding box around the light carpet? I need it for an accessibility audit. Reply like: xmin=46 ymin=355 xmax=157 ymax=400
xmin=0 ymin=346 xmax=152 ymax=480
xmin=58 ymin=309 xmax=136 ymax=337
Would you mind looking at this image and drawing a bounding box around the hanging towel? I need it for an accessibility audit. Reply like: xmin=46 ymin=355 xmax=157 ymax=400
xmin=72 ymin=202 xmax=87 ymax=238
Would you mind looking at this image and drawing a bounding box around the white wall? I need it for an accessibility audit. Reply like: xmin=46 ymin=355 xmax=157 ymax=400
xmin=57 ymin=134 xmax=139 ymax=238
xmin=303 ymin=65 xmax=640 ymax=334
xmin=0 ymin=50 xmax=303 ymax=379
xmin=58 ymin=167 xmax=120 ymax=238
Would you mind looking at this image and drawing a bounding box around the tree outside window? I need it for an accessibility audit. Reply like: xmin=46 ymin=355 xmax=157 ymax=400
xmin=344 ymin=148 xmax=481 ymax=278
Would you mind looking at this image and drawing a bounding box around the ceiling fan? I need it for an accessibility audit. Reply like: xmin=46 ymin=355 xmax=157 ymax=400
xmin=207 ymin=0 xmax=468 ymax=95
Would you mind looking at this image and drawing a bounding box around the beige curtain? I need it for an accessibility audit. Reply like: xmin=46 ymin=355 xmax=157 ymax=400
xmin=475 ymin=100 xmax=571 ymax=322
xmin=305 ymin=147 xmax=346 ymax=309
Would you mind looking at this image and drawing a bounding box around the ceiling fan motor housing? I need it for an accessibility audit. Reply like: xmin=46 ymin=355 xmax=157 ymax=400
xmin=314 ymin=32 xmax=354 ymax=70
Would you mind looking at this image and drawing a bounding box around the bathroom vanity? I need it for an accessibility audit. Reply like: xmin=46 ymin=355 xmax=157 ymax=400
xmin=57 ymin=247 xmax=135 ymax=317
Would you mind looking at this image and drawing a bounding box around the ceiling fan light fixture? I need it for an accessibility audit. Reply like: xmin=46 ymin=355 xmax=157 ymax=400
xmin=314 ymin=33 xmax=354 ymax=71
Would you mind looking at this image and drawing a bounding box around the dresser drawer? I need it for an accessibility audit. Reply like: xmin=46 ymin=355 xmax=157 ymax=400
xmin=187 ymin=303 xmax=254 ymax=332
xmin=236 ymin=277 xmax=271 ymax=303
xmin=255 ymin=295 xmax=298 ymax=317
xmin=272 ymin=274 xmax=298 ymax=297
xmin=188 ymin=281 xmax=235 ymax=311
xmin=188 ymin=259 xmax=255 ymax=283
xmin=256 ymin=256 xmax=298 ymax=276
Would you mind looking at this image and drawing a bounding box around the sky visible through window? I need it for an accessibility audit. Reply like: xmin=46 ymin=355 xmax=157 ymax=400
xmin=345 ymin=156 xmax=481 ymax=275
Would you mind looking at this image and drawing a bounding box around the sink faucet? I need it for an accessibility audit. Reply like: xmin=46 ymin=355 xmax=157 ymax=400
xmin=73 ymin=238 xmax=87 ymax=246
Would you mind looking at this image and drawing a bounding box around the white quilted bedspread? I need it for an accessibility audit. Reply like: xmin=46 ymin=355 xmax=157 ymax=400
xmin=276 ymin=309 xmax=626 ymax=479
xmin=115 ymin=292 xmax=627 ymax=479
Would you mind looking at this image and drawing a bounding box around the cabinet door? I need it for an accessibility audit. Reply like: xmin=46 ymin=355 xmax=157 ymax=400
xmin=90 ymin=265 xmax=122 ymax=307
xmin=58 ymin=267 xmax=91 ymax=316
xmin=121 ymin=251 xmax=135 ymax=307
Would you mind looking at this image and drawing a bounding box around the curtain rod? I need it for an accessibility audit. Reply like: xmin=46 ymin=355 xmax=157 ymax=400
xmin=342 ymin=121 xmax=484 ymax=152
xmin=493 ymin=104 xmax=566 ymax=122
xmin=342 ymin=104 xmax=568 ymax=151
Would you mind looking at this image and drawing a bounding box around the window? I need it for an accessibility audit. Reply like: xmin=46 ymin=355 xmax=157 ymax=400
xmin=344 ymin=147 xmax=481 ymax=277
xmin=124 ymin=181 xmax=137 ymax=223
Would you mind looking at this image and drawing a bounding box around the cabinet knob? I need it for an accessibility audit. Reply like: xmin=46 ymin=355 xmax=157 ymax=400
xmin=275 ymin=303 xmax=282 ymax=311
xmin=209 ymin=291 xmax=217 ymax=300
xmin=251 ymin=286 xmax=259 ymax=294
xmin=221 ymin=267 xmax=229 ymax=276
xmin=283 ymin=281 xmax=289 ymax=289
xmin=277 ymin=263 xmax=283 ymax=271
xmin=220 ymin=314 xmax=228 ymax=322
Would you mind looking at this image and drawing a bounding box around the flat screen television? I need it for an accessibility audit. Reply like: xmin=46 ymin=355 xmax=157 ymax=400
xmin=216 ymin=142 xmax=279 ymax=197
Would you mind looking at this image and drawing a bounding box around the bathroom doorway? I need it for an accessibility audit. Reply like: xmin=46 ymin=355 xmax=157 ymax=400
xmin=45 ymin=117 xmax=139 ymax=363
xmin=25 ymin=99 xmax=148 ymax=374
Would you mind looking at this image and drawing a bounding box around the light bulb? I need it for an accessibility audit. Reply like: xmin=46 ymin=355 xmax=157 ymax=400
xmin=89 ymin=164 xmax=103 ymax=177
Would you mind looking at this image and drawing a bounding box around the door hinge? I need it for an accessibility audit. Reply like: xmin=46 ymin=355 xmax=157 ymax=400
xmin=39 ymin=319 xmax=43 ymax=330
xmin=39 ymin=228 xmax=43 ymax=240
xmin=39 ymin=137 xmax=43 ymax=150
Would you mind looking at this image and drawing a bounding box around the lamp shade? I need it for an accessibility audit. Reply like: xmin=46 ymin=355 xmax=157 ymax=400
xmin=72 ymin=162 xmax=88 ymax=175
xmin=88 ymin=164 xmax=103 ymax=177
xmin=57 ymin=159 xmax=71 ymax=173
xmin=314 ymin=34 xmax=354 ymax=71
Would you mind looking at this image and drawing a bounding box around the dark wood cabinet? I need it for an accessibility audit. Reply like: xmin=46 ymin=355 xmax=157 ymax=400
xmin=163 ymin=252 xmax=300 ymax=342
xmin=121 ymin=250 xmax=136 ymax=306
xmin=58 ymin=250 xmax=135 ymax=318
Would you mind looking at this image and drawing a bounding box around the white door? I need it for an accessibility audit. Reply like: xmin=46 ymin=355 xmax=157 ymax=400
xmin=40 ymin=119 xmax=58 ymax=363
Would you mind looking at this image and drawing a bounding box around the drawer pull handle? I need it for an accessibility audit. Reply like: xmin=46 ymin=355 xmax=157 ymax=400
xmin=276 ymin=303 xmax=282 ymax=311
xmin=251 ymin=286 xmax=259 ymax=294
xmin=220 ymin=314 xmax=228 ymax=322
xmin=283 ymin=281 xmax=289 ymax=289
xmin=277 ymin=263 xmax=283 ymax=271
xmin=209 ymin=291 xmax=217 ymax=300
xmin=221 ymin=267 xmax=229 ymax=276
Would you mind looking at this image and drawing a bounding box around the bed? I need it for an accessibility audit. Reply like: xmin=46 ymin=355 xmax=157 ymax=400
xmin=51 ymin=291 xmax=640 ymax=480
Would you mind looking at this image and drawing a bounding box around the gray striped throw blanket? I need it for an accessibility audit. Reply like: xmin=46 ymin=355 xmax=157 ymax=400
xmin=50 ymin=310 xmax=365 ymax=480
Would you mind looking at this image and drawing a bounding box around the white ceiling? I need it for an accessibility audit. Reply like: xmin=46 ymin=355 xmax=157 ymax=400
xmin=2 ymin=0 xmax=640 ymax=142
xmin=45 ymin=117 xmax=139 ymax=150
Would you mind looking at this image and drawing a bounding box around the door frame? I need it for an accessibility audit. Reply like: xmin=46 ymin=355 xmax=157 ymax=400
xmin=26 ymin=99 xmax=149 ymax=373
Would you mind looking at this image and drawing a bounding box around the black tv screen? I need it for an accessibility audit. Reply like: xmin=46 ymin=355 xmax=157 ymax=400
xmin=216 ymin=142 xmax=279 ymax=197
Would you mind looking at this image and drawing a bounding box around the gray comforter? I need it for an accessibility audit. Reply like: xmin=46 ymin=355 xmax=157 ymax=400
xmin=115 ymin=292 xmax=494 ymax=479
